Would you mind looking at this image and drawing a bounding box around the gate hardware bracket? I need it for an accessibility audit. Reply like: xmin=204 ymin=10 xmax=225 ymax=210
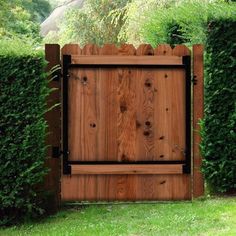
xmin=182 ymin=164 xmax=191 ymax=174
xmin=52 ymin=146 xmax=69 ymax=159
xmin=191 ymin=75 xmax=197 ymax=85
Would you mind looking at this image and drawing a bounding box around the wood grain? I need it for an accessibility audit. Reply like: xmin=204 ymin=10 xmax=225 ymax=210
xmin=68 ymin=44 xmax=99 ymax=161
xmin=97 ymin=44 xmax=119 ymax=160
xmin=117 ymin=45 xmax=136 ymax=162
xmin=135 ymin=45 xmax=155 ymax=161
xmin=71 ymin=55 xmax=183 ymax=65
xmin=71 ymin=164 xmax=183 ymax=175
xmin=60 ymin=43 xmax=192 ymax=201
xmin=62 ymin=175 xmax=190 ymax=201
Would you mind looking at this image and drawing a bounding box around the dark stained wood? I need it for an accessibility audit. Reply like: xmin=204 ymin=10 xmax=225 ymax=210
xmin=193 ymin=44 xmax=204 ymax=198
xmin=44 ymin=44 xmax=61 ymax=212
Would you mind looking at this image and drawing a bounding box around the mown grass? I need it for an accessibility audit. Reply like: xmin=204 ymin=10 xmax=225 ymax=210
xmin=1 ymin=198 xmax=236 ymax=236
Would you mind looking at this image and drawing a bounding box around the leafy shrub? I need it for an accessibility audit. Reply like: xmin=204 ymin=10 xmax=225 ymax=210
xmin=0 ymin=0 xmax=51 ymax=42
xmin=139 ymin=1 xmax=236 ymax=46
xmin=0 ymin=40 xmax=50 ymax=225
xmin=201 ymin=19 xmax=236 ymax=193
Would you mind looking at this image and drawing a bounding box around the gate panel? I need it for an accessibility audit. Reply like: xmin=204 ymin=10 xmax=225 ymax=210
xmin=68 ymin=68 xmax=186 ymax=162
xmin=61 ymin=44 xmax=192 ymax=201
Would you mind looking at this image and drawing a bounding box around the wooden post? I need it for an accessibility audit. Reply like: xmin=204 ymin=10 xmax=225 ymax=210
xmin=44 ymin=44 xmax=61 ymax=213
xmin=193 ymin=44 xmax=204 ymax=198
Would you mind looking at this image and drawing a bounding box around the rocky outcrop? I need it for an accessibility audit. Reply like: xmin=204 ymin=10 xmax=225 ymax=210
xmin=40 ymin=0 xmax=84 ymax=36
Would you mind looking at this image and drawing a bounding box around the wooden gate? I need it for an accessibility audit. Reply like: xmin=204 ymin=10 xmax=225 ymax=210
xmin=45 ymin=44 xmax=204 ymax=202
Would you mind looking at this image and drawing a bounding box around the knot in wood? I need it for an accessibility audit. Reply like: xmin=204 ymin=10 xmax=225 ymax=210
xmin=145 ymin=80 xmax=152 ymax=88
xmin=82 ymin=76 xmax=88 ymax=84
xmin=90 ymin=123 xmax=96 ymax=128
xmin=136 ymin=120 xmax=141 ymax=128
xmin=143 ymin=131 xmax=150 ymax=136
xmin=121 ymin=154 xmax=129 ymax=162
xmin=120 ymin=102 xmax=127 ymax=113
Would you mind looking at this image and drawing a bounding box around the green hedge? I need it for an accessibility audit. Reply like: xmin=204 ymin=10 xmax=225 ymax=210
xmin=0 ymin=40 xmax=50 ymax=225
xmin=141 ymin=1 xmax=236 ymax=47
xmin=201 ymin=19 xmax=236 ymax=193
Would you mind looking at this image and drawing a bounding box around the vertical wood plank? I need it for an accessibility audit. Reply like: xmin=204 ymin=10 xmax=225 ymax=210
xmin=151 ymin=44 xmax=187 ymax=199
xmin=135 ymin=45 xmax=155 ymax=161
xmin=172 ymin=45 xmax=191 ymax=200
xmin=117 ymin=44 xmax=137 ymax=162
xmin=135 ymin=44 xmax=155 ymax=198
xmin=44 ymin=44 xmax=61 ymax=213
xmin=81 ymin=44 xmax=100 ymax=200
xmin=153 ymin=69 xmax=185 ymax=161
xmin=154 ymin=45 xmax=186 ymax=161
xmin=116 ymin=44 xmax=137 ymax=200
xmin=69 ymin=44 xmax=99 ymax=161
xmin=98 ymin=44 xmax=118 ymax=200
xmin=61 ymin=44 xmax=86 ymax=201
xmin=193 ymin=44 xmax=204 ymax=198
xmin=97 ymin=44 xmax=118 ymax=161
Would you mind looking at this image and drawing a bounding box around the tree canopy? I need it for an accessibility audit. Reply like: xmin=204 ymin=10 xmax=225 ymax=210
xmin=45 ymin=0 xmax=128 ymax=46
xmin=0 ymin=0 xmax=51 ymax=41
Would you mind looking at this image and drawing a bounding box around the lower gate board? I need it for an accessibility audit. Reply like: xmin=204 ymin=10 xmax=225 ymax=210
xmin=61 ymin=175 xmax=191 ymax=201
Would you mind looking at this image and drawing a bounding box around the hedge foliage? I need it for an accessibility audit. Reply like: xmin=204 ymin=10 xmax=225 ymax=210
xmin=201 ymin=19 xmax=236 ymax=193
xmin=0 ymin=40 xmax=50 ymax=225
xmin=141 ymin=1 xmax=236 ymax=46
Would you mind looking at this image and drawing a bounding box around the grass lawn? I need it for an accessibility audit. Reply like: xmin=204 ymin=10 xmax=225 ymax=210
xmin=1 ymin=198 xmax=236 ymax=236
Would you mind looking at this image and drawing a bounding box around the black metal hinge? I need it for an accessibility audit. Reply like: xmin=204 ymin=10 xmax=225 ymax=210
xmin=52 ymin=146 xmax=69 ymax=158
xmin=182 ymin=164 xmax=191 ymax=174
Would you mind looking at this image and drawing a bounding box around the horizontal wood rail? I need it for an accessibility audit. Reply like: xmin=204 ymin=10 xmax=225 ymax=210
xmin=70 ymin=55 xmax=183 ymax=66
xmin=71 ymin=164 xmax=183 ymax=175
